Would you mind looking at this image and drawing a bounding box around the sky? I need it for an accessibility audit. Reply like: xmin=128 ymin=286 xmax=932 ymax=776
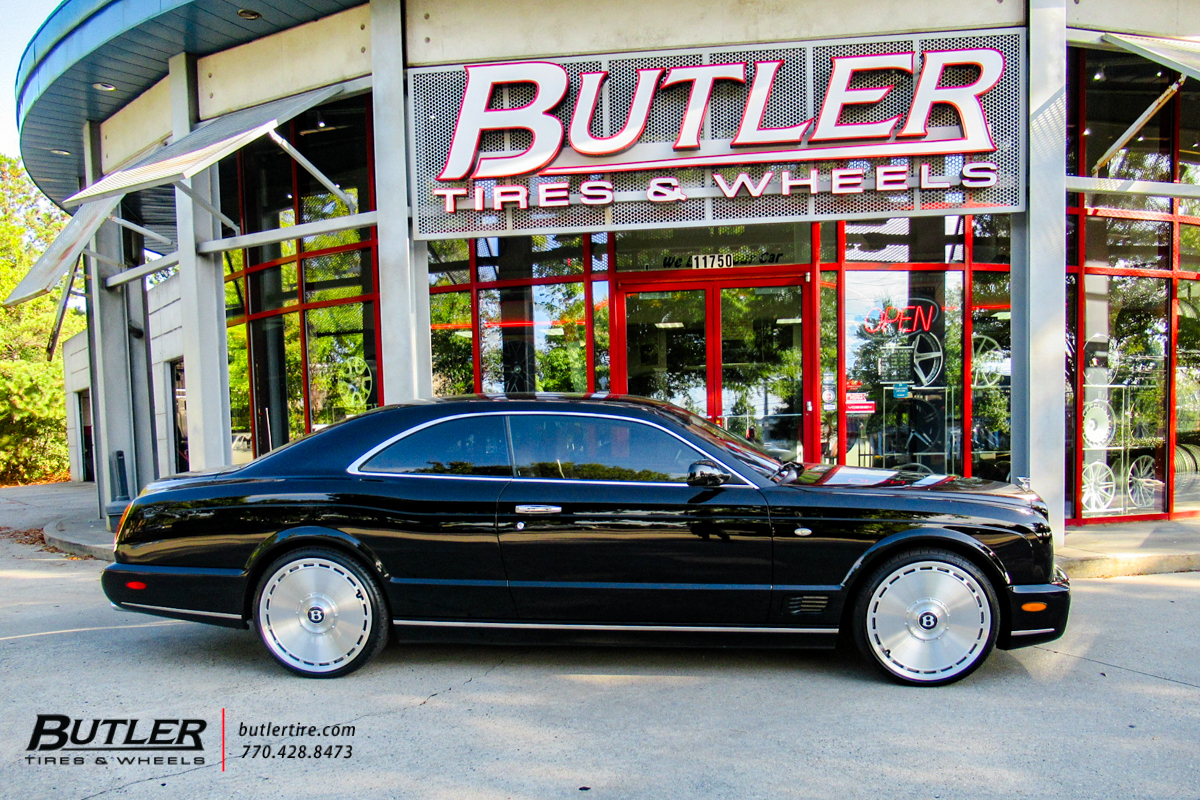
xmin=1 ymin=0 xmax=69 ymax=158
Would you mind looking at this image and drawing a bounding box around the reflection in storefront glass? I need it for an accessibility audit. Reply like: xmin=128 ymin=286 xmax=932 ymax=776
xmin=1084 ymin=216 xmax=1170 ymax=271
xmin=1079 ymin=275 xmax=1168 ymax=516
xmin=972 ymin=215 xmax=1011 ymax=264
xmin=227 ymin=325 xmax=252 ymax=465
xmin=1066 ymin=275 xmax=1078 ymax=519
xmin=625 ymin=290 xmax=707 ymax=415
xmin=428 ymin=239 xmax=471 ymax=287
xmin=306 ymin=302 xmax=379 ymax=429
xmin=479 ymin=284 xmax=588 ymax=393
xmin=971 ymin=272 xmax=1012 ymax=482
xmin=477 ymin=234 xmax=584 ymax=281
xmin=593 ymin=282 xmax=610 ymax=391
xmin=1084 ymin=50 xmax=1173 ymax=212
xmin=821 ymin=271 xmax=838 ymax=464
xmin=431 ymin=291 xmax=474 ymax=395
xmin=844 ymin=217 xmax=965 ymax=263
xmin=720 ymin=286 xmax=804 ymax=462
xmin=1175 ymin=281 xmax=1200 ymax=511
xmin=844 ymin=271 xmax=963 ymax=474
xmin=616 ymin=223 xmax=812 ymax=271
xmin=249 ymin=313 xmax=305 ymax=453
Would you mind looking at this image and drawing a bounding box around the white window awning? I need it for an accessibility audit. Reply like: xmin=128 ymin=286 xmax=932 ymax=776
xmin=64 ymin=84 xmax=344 ymax=207
xmin=2 ymin=195 xmax=122 ymax=307
xmin=1103 ymin=33 xmax=1200 ymax=82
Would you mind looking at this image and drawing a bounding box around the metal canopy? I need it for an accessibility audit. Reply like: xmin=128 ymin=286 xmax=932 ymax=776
xmin=1103 ymin=33 xmax=1200 ymax=82
xmin=63 ymin=84 xmax=344 ymax=208
xmin=3 ymin=195 xmax=123 ymax=306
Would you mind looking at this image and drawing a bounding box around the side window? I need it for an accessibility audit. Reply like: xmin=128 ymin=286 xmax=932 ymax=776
xmin=361 ymin=416 xmax=511 ymax=476
xmin=509 ymin=414 xmax=697 ymax=482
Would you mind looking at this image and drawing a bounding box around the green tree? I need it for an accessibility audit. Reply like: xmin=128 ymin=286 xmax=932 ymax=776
xmin=0 ymin=155 xmax=79 ymax=483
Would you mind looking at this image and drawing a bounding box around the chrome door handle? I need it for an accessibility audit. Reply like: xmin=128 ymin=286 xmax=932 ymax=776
xmin=515 ymin=504 xmax=562 ymax=514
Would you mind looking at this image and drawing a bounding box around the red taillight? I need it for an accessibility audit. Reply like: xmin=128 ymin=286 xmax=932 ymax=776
xmin=126 ymin=581 xmax=147 ymax=590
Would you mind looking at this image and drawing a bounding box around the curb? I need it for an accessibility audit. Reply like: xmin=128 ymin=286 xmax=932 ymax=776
xmin=1057 ymin=553 xmax=1200 ymax=579
xmin=43 ymin=524 xmax=114 ymax=562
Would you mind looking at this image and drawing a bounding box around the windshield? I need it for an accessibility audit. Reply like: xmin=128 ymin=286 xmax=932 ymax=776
xmin=660 ymin=406 xmax=783 ymax=478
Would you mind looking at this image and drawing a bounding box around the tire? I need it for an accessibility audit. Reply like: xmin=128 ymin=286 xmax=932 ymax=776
xmin=253 ymin=547 xmax=389 ymax=678
xmin=853 ymin=548 xmax=999 ymax=686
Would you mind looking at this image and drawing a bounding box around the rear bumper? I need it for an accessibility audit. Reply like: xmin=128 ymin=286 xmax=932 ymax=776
xmin=101 ymin=563 xmax=249 ymax=629
xmin=997 ymin=565 xmax=1071 ymax=649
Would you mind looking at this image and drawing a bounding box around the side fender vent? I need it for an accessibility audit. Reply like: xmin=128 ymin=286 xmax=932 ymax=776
xmin=784 ymin=595 xmax=829 ymax=615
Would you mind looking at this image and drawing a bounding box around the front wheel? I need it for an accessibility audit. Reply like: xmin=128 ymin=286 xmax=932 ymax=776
xmin=254 ymin=547 xmax=389 ymax=678
xmin=853 ymin=549 xmax=999 ymax=686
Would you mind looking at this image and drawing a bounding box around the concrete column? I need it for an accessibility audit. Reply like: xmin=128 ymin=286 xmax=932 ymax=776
xmin=372 ymin=0 xmax=433 ymax=402
xmin=82 ymin=122 xmax=152 ymax=523
xmin=171 ymin=52 xmax=231 ymax=468
xmin=1012 ymin=0 xmax=1068 ymax=543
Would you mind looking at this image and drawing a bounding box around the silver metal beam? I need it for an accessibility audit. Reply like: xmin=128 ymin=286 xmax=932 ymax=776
xmin=81 ymin=248 xmax=130 ymax=271
xmin=268 ymin=128 xmax=358 ymax=212
xmin=197 ymin=210 xmax=379 ymax=254
xmin=1067 ymin=174 xmax=1200 ymax=200
xmin=1091 ymin=75 xmax=1184 ymax=176
xmin=104 ymin=253 xmax=181 ymax=289
xmin=45 ymin=257 xmax=81 ymax=360
xmin=109 ymin=216 xmax=173 ymax=246
xmin=172 ymin=180 xmax=242 ymax=234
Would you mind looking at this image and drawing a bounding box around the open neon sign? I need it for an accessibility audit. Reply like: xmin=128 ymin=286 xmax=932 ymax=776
xmin=862 ymin=300 xmax=941 ymax=334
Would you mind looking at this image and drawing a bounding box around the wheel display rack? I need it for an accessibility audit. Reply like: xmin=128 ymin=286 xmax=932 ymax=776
xmin=1080 ymin=380 xmax=1165 ymax=516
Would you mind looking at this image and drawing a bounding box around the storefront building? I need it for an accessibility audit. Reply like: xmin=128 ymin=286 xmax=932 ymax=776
xmin=9 ymin=0 xmax=1200 ymax=540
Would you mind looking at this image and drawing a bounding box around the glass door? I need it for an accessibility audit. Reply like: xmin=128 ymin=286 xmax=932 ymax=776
xmin=617 ymin=279 xmax=808 ymax=461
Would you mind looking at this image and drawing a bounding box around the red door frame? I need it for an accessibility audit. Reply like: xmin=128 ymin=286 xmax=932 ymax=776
xmin=612 ymin=266 xmax=812 ymax=457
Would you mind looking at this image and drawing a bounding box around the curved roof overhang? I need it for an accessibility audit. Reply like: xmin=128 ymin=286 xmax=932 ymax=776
xmin=17 ymin=0 xmax=363 ymax=207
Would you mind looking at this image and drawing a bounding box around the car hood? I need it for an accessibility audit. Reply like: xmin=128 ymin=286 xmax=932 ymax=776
xmin=782 ymin=464 xmax=1047 ymax=515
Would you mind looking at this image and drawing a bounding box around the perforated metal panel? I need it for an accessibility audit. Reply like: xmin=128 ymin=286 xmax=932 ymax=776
xmin=408 ymin=29 xmax=1025 ymax=240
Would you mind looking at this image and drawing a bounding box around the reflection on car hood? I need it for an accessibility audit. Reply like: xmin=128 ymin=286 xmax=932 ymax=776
xmin=786 ymin=464 xmax=1045 ymax=512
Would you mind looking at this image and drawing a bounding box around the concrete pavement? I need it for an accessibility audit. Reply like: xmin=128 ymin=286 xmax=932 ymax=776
xmin=4 ymin=481 xmax=1200 ymax=578
xmin=1 ymin=534 xmax=1198 ymax=799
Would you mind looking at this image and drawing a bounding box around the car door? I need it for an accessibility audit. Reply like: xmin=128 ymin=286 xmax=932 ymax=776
xmin=349 ymin=413 xmax=516 ymax=620
xmin=496 ymin=412 xmax=773 ymax=623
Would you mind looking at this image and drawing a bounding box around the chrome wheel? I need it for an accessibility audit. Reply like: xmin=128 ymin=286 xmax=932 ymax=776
xmin=255 ymin=549 xmax=387 ymax=677
xmin=1126 ymin=455 xmax=1159 ymax=509
xmin=1081 ymin=461 xmax=1116 ymax=513
xmin=856 ymin=552 xmax=998 ymax=685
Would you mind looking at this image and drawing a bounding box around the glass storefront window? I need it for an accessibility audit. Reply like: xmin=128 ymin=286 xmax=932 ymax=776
xmin=1066 ymin=274 xmax=1078 ymax=519
xmin=615 ymin=223 xmax=812 ymax=271
xmin=430 ymin=291 xmax=475 ymax=395
xmin=844 ymin=270 xmax=964 ymax=474
xmin=1079 ymin=275 xmax=1168 ymax=516
xmin=1083 ymin=50 xmax=1173 ymax=212
xmin=428 ymin=239 xmax=471 ymax=287
xmin=296 ymin=96 xmax=373 ymax=248
xmin=477 ymin=234 xmax=584 ymax=281
xmin=1085 ymin=216 xmax=1170 ymax=271
xmin=820 ymin=271 xmax=838 ymax=464
xmin=590 ymin=233 xmax=609 ymax=272
xmin=624 ymin=289 xmax=708 ymax=414
xmin=971 ymin=271 xmax=1012 ymax=482
xmin=249 ymin=313 xmax=305 ymax=453
xmin=228 ymin=325 xmax=252 ymax=465
xmin=592 ymin=281 xmax=610 ymax=391
xmin=1175 ymin=281 xmax=1200 ymax=511
xmin=844 ymin=217 xmax=965 ymax=264
xmin=305 ymin=302 xmax=379 ymax=429
xmin=720 ymin=285 xmax=805 ymax=462
xmin=248 ymin=263 xmax=299 ymax=312
xmin=972 ymin=215 xmax=1011 ymax=264
xmin=302 ymin=249 xmax=373 ymax=304
xmin=479 ymin=283 xmax=588 ymax=393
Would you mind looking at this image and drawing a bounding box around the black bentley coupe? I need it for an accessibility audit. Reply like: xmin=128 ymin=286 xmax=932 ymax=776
xmin=103 ymin=394 xmax=1069 ymax=685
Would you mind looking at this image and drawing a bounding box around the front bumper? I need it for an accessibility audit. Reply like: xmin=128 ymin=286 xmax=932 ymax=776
xmin=997 ymin=565 xmax=1071 ymax=650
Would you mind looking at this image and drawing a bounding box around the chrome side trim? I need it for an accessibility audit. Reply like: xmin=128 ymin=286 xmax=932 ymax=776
xmin=392 ymin=619 xmax=837 ymax=634
xmin=347 ymin=410 xmax=757 ymax=487
xmin=1009 ymin=627 xmax=1056 ymax=637
xmin=123 ymin=602 xmax=244 ymax=621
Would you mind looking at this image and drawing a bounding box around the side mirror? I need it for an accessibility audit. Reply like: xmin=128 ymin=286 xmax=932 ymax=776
xmin=688 ymin=460 xmax=731 ymax=487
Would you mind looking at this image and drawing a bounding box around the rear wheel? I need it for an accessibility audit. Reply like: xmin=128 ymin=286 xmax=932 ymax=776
xmin=254 ymin=547 xmax=389 ymax=678
xmin=853 ymin=548 xmax=999 ymax=686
